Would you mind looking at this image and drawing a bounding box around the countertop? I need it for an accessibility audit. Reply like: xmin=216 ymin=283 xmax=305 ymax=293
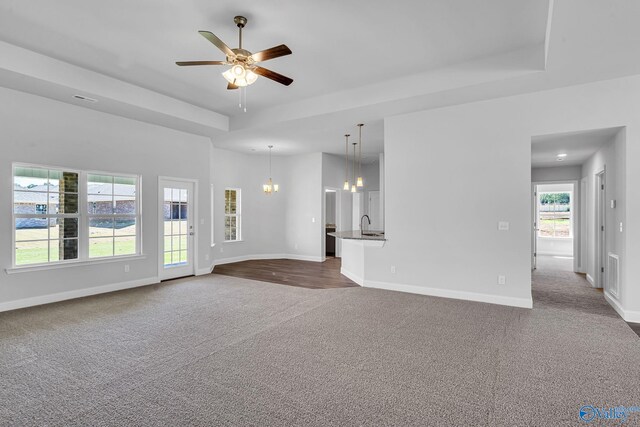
xmin=328 ymin=230 xmax=386 ymax=241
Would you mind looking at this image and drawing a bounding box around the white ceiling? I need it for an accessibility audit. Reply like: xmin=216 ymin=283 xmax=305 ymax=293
xmin=0 ymin=0 xmax=548 ymax=116
xmin=531 ymin=127 xmax=622 ymax=168
xmin=1 ymin=1 xmax=640 ymax=159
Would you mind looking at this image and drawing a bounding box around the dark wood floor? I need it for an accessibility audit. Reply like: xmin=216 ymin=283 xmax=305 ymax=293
xmin=212 ymin=257 xmax=358 ymax=289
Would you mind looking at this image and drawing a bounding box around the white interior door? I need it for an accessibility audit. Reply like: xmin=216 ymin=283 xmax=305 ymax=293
xmin=160 ymin=179 xmax=195 ymax=280
xmin=368 ymin=191 xmax=381 ymax=230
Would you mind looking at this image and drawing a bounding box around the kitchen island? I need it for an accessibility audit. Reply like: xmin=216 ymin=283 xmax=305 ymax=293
xmin=328 ymin=230 xmax=385 ymax=286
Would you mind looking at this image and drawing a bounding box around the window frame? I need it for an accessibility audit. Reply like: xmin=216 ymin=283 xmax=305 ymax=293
xmin=224 ymin=188 xmax=242 ymax=242
xmin=12 ymin=164 xmax=82 ymax=267
xmin=87 ymin=172 xmax=142 ymax=260
xmin=12 ymin=163 xmax=142 ymax=268
xmin=537 ymin=190 xmax=573 ymax=239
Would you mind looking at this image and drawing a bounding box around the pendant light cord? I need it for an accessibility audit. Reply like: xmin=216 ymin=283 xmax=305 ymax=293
xmin=358 ymin=124 xmax=363 ymax=180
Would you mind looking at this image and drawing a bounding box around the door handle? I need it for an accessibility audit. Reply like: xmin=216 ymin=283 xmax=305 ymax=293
xmin=189 ymin=232 xmax=195 ymax=236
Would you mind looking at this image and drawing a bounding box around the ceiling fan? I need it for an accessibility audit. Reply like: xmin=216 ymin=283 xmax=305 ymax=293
xmin=176 ymin=15 xmax=293 ymax=90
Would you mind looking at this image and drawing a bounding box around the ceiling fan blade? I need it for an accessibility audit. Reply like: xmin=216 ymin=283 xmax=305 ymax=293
xmin=253 ymin=66 xmax=293 ymax=86
xmin=198 ymin=30 xmax=234 ymax=57
xmin=227 ymin=83 xmax=239 ymax=90
xmin=176 ymin=61 xmax=225 ymax=66
xmin=250 ymin=44 xmax=292 ymax=63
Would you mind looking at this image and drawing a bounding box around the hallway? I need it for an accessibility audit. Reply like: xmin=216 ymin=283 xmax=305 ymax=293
xmin=532 ymin=268 xmax=640 ymax=337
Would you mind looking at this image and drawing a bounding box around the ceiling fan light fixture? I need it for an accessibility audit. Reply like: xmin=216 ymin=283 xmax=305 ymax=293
xmin=232 ymin=64 xmax=245 ymax=77
xmin=222 ymin=66 xmax=258 ymax=87
xmin=245 ymin=69 xmax=258 ymax=85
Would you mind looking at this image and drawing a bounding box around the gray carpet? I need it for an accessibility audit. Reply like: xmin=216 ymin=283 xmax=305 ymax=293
xmin=1 ymin=271 xmax=639 ymax=426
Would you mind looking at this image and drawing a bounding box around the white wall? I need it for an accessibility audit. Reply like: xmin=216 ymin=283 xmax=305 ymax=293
xmin=210 ymin=148 xmax=287 ymax=263
xmin=581 ymin=131 xmax=625 ymax=291
xmin=531 ymin=166 xmax=581 ymax=182
xmin=285 ymin=153 xmax=323 ymax=261
xmin=0 ymin=87 xmax=212 ymax=308
xmin=360 ymin=160 xmax=381 ymax=221
xmin=364 ymin=75 xmax=640 ymax=319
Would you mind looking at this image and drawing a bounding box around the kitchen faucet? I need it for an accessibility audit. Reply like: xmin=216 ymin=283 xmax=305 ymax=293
xmin=360 ymin=214 xmax=371 ymax=233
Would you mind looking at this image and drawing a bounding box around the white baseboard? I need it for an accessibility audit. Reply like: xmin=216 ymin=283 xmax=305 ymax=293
xmin=214 ymin=253 xmax=323 ymax=266
xmin=586 ymin=274 xmax=595 ymax=286
xmin=604 ymin=291 xmax=640 ymax=323
xmin=195 ymin=263 xmax=215 ymax=276
xmin=0 ymin=277 xmax=160 ymax=313
xmin=625 ymin=310 xmax=640 ymax=323
xmin=286 ymin=254 xmax=324 ymax=262
xmin=340 ymin=268 xmax=364 ymax=286
xmin=363 ymin=280 xmax=533 ymax=309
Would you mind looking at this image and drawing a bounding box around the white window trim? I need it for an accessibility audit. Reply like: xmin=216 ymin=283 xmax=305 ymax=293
xmin=11 ymin=163 xmax=143 ymax=269
xmin=210 ymin=184 xmax=215 ymax=247
xmin=86 ymin=171 xmax=142 ymax=260
xmin=224 ymin=188 xmax=241 ymax=242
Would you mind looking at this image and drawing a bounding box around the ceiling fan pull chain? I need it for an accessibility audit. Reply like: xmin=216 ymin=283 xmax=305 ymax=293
xmin=244 ymin=87 xmax=247 ymax=112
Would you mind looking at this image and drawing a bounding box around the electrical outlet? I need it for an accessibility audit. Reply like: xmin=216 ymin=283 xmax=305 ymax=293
xmin=498 ymin=221 xmax=509 ymax=231
xmin=124 ymin=264 xmax=130 ymax=273
xmin=498 ymin=275 xmax=506 ymax=285
xmin=205 ymin=253 xmax=210 ymax=261
xmin=220 ymin=247 xmax=224 ymax=253
xmin=311 ymin=217 xmax=316 ymax=223
xmin=390 ymin=265 xmax=396 ymax=274
xmin=294 ymin=243 xmax=298 ymax=250
xmin=201 ymin=218 xmax=205 ymax=224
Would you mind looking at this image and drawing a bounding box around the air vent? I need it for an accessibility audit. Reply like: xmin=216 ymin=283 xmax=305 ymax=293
xmin=73 ymin=95 xmax=98 ymax=103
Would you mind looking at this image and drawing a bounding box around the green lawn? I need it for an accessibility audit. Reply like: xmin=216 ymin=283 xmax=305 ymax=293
xmin=15 ymin=226 xmax=136 ymax=265
xmin=539 ymin=218 xmax=570 ymax=237
xmin=15 ymin=222 xmax=187 ymax=266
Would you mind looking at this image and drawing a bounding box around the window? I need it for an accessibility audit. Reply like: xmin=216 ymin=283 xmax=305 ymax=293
xmin=224 ymin=188 xmax=241 ymax=241
xmin=14 ymin=166 xmax=80 ymax=265
xmin=88 ymin=174 xmax=138 ymax=258
xmin=12 ymin=164 xmax=140 ymax=267
xmin=538 ymin=191 xmax=572 ymax=238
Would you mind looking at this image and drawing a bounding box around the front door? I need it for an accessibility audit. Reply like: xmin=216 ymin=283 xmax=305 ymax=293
xmin=160 ymin=179 xmax=195 ymax=280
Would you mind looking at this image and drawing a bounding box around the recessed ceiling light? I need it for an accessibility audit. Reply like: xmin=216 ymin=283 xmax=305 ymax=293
xmin=557 ymin=153 xmax=567 ymax=157
xmin=556 ymin=157 xmax=565 ymax=161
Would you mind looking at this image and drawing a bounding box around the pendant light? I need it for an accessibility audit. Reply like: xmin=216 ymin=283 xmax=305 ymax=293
xmin=351 ymin=142 xmax=357 ymax=193
xmin=356 ymin=123 xmax=364 ymax=187
xmin=343 ymin=134 xmax=350 ymax=190
xmin=263 ymin=145 xmax=279 ymax=194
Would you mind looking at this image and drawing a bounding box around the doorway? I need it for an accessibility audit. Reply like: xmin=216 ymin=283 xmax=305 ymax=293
xmin=323 ymin=187 xmax=343 ymax=259
xmin=159 ymin=178 xmax=196 ymax=280
xmin=325 ymin=190 xmax=337 ymax=257
xmin=533 ymin=182 xmax=576 ymax=272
